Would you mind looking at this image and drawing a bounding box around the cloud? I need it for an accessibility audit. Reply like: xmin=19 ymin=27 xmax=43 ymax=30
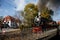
xmin=14 ymin=0 xmax=38 ymax=11
xmin=25 ymin=0 xmax=38 ymax=4
xmin=14 ymin=0 xmax=25 ymax=11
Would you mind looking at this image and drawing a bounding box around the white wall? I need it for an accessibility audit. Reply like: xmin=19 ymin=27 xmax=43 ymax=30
xmin=8 ymin=21 xmax=11 ymax=27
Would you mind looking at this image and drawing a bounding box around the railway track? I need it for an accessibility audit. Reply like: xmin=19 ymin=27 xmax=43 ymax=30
xmin=0 ymin=28 xmax=58 ymax=40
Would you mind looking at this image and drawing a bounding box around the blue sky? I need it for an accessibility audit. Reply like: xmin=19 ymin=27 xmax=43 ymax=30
xmin=0 ymin=0 xmax=37 ymax=17
xmin=0 ymin=0 xmax=60 ymax=21
xmin=0 ymin=0 xmax=16 ymax=16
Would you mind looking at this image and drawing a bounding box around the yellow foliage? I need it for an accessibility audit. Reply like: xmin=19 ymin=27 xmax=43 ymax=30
xmin=40 ymin=7 xmax=51 ymax=19
xmin=24 ymin=3 xmax=38 ymax=27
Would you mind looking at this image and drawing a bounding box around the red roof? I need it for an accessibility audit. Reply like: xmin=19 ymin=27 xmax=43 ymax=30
xmin=57 ymin=21 xmax=60 ymax=25
xmin=3 ymin=16 xmax=21 ymax=23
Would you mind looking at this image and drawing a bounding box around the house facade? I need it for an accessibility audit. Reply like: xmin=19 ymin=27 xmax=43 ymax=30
xmin=57 ymin=21 xmax=60 ymax=30
xmin=3 ymin=16 xmax=21 ymax=28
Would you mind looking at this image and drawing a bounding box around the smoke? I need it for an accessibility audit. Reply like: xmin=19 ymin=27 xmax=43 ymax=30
xmin=38 ymin=0 xmax=60 ymax=10
xmin=38 ymin=0 xmax=49 ymax=11
xmin=50 ymin=0 xmax=60 ymax=7
xmin=39 ymin=0 xmax=49 ymax=6
xmin=38 ymin=0 xmax=60 ymax=21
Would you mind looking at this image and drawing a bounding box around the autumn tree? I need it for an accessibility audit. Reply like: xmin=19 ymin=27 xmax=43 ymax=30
xmin=23 ymin=3 xmax=39 ymax=27
xmin=40 ymin=7 xmax=54 ymax=22
xmin=0 ymin=16 xmax=3 ymax=29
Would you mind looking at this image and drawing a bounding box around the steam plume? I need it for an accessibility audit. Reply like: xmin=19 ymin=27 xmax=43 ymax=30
xmin=38 ymin=0 xmax=60 ymax=10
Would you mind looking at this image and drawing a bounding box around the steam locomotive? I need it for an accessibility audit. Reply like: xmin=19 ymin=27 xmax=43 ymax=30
xmin=32 ymin=16 xmax=58 ymax=33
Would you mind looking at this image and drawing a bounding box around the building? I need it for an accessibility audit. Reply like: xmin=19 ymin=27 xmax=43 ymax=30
xmin=57 ymin=21 xmax=60 ymax=30
xmin=3 ymin=16 xmax=21 ymax=28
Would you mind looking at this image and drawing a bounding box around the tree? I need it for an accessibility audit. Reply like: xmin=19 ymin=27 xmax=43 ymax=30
xmin=23 ymin=3 xmax=39 ymax=27
xmin=0 ymin=16 xmax=3 ymax=29
xmin=40 ymin=7 xmax=54 ymax=20
xmin=0 ymin=16 xmax=3 ymax=20
xmin=0 ymin=16 xmax=3 ymax=24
